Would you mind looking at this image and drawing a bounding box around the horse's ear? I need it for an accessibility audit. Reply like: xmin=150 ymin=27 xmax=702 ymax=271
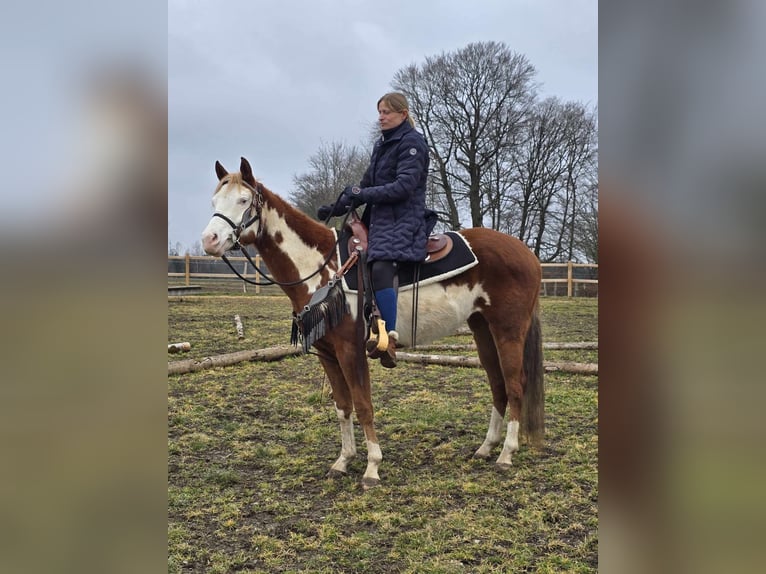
xmin=240 ymin=157 xmax=255 ymax=185
xmin=215 ymin=161 xmax=228 ymax=181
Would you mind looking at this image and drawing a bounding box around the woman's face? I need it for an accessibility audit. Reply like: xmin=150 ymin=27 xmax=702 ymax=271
xmin=378 ymin=102 xmax=407 ymax=130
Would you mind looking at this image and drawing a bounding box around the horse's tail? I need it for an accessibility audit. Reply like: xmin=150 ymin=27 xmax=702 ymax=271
xmin=522 ymin=305 xmax=545 ymax=448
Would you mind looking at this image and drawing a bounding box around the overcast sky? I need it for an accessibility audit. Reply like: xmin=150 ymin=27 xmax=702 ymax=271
xmin=169 ymin=0 xmax=598 ymax=250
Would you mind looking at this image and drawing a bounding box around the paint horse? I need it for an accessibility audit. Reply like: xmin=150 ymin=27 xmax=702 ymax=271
xmin=201 ymin=157 xmax=544 ymax=489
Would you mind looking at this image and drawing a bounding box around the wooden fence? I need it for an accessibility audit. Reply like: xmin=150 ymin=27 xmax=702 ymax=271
xmin=540 ymin=261 xmax=599 ymax=297
xmin=168 ymin=254 xmax=271 ymax=294
xmin=169 ymin=255 xmax=598 ymax=297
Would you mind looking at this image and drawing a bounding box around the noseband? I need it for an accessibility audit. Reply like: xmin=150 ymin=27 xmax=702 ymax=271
xmin=212 ymin=179 xmax=263 ymax=247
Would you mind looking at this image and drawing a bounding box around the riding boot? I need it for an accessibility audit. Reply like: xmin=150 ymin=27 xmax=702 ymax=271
xmin=379 ymin=331 xmax=398 ymax=369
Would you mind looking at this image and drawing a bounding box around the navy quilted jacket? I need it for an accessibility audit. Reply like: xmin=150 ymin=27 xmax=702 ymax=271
xmin=350 ymin=120 xmax=433 ymax=262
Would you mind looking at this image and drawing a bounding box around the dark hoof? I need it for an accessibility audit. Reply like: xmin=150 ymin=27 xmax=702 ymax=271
xmin=473 ymin=451 xmax=491 ymax=461
xmin=361 ymin=477 xmax=380 ymax=490
xmin=326 ymin=469 xmax=347 ymax=479
xmin=379 ymin=355 xmax=397 ymax=368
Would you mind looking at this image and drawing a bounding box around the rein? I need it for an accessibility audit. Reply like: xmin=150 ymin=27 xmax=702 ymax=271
xmin=221 ymin=237 xmax=340 ymax=287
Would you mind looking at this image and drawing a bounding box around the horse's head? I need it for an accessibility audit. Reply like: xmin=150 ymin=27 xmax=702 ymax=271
xmin=201 ymin=157 xmax=263 ymax=256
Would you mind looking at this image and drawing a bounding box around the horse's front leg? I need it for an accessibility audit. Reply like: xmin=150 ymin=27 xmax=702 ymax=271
xmin=317 ymin=353 xmax=357 ymax=477
xmin=351 ymin=388 xmax=382 ymax=489
xmin=328 ymin=405 xmax=356 ymax=477
xmin=359 ymin=424 xmax=382 ymax=489
xmin=336 ymin=344 xmax=382 ymax=490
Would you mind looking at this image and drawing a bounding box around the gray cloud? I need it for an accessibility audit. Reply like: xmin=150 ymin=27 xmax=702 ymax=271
xmin=169 ymin=0 xmax=597 ymax=249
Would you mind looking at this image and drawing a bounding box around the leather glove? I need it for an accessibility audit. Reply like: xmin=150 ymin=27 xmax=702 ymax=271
xmin=342 ymin=185 xmax=365 ymax=208
xmin=317 ymin=204 xmax=335 ymax=220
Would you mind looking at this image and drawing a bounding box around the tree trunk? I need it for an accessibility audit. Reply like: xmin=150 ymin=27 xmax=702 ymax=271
xmin=168 ymin=346 xmax=302 ymax=375
xmin=411 ymin=342 xmax=598 ymax=351
xmin=396 ymin=352 xmax=597 ymax=374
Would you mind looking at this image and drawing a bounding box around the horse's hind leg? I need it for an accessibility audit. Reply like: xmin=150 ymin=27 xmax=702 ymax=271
xmin=468 ymin=313 xmax=508 ymax=461
xmin=489 ymin=327 xmax=528 ymax=471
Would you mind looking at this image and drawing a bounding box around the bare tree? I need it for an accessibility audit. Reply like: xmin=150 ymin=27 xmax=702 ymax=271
xmin=394 ymin=41 xmax=537 ymax=229
xmin=395 ymin=63 xmax=462 ymax=229
xmin=501 ymin=98 xmax=598 ymax=262
xmin=557 ymin=103 xmax=598 ymax=261
xmin=574 ymin=182 xmax=599 ymax=264
xmin=291 ymin=42 xmax=598 ymax=262
xmin=530 ymin=102 xmax=598 ymax=262
xmin=508 ymin=98 xmax=566 ymax=253
xmin=290 ymin=141 xmax=369 ymax=217
xmin=188 ymin=240 xmax=205 ymax=256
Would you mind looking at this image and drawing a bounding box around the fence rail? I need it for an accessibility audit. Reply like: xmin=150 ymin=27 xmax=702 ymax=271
xmin=169 ymin=255 xmax=598 ymax=297
xmin=540 ymin=261 xmax=599 ymax=297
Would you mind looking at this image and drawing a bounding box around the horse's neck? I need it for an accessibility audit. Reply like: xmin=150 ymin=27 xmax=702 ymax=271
xmin=246 ymin=189 xmax=337 ymax=308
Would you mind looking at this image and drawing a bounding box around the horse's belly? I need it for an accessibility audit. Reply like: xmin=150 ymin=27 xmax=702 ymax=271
xmin=396 ymin=282 xmax=488 ymax=347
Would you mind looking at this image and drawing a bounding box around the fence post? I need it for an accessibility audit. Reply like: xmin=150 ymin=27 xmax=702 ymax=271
xmin=185 ymin=253 xmax=191 ymax=286
xmin=567 ymin=260 xmax=573 ymax=298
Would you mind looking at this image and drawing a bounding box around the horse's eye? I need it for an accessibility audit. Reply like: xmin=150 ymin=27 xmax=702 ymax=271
xmin=239 ymin=198 xmax=248 ymax=204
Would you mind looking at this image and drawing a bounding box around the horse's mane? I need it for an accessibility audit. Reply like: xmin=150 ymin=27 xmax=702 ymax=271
xmin=215 ymin=171 xmax=325 ymax=233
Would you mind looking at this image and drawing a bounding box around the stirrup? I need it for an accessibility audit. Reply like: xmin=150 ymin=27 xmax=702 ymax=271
xmin=367 ymin=318 xmax=388 ymax=355
xmin=366 ymin=318 xmax=390 ymax=359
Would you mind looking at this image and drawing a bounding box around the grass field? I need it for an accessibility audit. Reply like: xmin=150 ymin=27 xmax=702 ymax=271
xmin=168 ymin=294 xmax=598 ymax=573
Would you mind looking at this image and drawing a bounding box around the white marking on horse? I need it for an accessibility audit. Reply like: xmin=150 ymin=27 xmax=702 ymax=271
xmin=346 ymin=292 xmax=360 ymax=322
xmin=395 ymin=282 xmax=490 ymax=347
xmin=475 ymin=406 xmax=504 ymax=458
xmin=496 ymin=420 xmax=520 ymax=467
xmin=330 ymin=405 xmax=356 ymax=474
xmin=261 ymin=205 xmax=327 ymax=294
xmin=201 ymin=183 xmax=254 ymax=256
xmin=363 ymin=438 xmax=383 ymax=485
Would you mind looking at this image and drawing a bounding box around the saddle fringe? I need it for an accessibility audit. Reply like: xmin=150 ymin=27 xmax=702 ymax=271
xmin=291 ymin=280 xmax=349 ymax=353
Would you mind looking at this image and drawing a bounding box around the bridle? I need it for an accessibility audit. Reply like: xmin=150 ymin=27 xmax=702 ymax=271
xmin=212 ymin=179 xmax=264 ymax=246
xmin=212 ymin=180 xmax=353 ymax=288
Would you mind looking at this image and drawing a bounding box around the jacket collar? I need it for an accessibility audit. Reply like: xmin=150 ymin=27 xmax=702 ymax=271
xmin=380 ymin=119 xmax=412 ymax=143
